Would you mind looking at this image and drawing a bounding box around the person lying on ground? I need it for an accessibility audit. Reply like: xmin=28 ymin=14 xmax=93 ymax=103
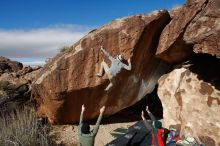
xmin=78 ymin=104 xmax=105 ymax=146
xmin=96 ymin=46 xmax=132 ymax=91
xmin=141 ymin=106 xmax=165 ymax=146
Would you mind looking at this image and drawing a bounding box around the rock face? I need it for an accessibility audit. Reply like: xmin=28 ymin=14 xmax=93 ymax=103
xmin=33 ymin=10 xmax=171 ymax=124
xmin=156 ymin=0 xmax=220 ymax=144
xmin=184 ymin=0 xmax=220 ymax=57
xmin=156 ymin=0 xmax=220 ymax=63
xmin=0 ymin=58 xmax=41 ymax=112
xmin=158 ymin=67 xmax=220 ymax=146
xmin=0 ymin=56 xmax=23 ymax=75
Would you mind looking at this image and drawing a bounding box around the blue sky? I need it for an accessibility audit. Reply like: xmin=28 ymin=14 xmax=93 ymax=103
xmin=0 ymin=0 xmax=184 ymax=66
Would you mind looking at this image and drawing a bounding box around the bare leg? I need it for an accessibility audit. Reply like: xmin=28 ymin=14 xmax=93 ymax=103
xmin=96 ymin=61 xmax=109 ymax=77
xmin=105 ymin=73 xmax=114 ymax=91
xmin=105 ymin=82 xmax=113 ymax=91
xmin=96 ymin=61 xmax=114 ymax=91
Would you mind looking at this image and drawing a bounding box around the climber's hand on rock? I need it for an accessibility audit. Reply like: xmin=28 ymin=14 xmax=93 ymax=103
xmin=128 ymin=58 xmax=131 ymax=63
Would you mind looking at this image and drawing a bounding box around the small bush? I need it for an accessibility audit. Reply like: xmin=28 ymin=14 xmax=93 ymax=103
xmin=0 ymin=81 xmax=9 ymax=91
xmin=59 ymin=46 xmax=70 ymax=53
xmin=0 ymin=108 xmax=52 ymax=146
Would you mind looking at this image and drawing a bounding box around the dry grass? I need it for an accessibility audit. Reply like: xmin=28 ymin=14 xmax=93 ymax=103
xmin=0 ymin=107 xmax=52 ymax=146
xmin=0 ymin=81 xmax=8 ymax=91
xmin=59 ymin=46 xmax=70 ymax=53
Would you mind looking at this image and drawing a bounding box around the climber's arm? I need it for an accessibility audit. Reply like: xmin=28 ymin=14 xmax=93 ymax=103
xmin=123 ymin=58 xmax=132 ymax=71
xmin=141 ymin=111 xmax=152 ymax=130
xmin=92 ymin=106 xmax=105 ymax=135
xmin=146 ymin=106 xmax=156 ymax=121
xmin=100 ymin=46 xmax=114 ymax=61
xmin=78 ymin=104 xmax=85 ymax=134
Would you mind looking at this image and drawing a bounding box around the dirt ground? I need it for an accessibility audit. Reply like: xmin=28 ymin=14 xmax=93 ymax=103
xmin=48 ymin=96 xmax=156 ymax=146
xmin=49 ymin=121 xmax=136 ymax=146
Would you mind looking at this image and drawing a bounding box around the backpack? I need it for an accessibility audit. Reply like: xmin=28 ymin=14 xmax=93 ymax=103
xmin=166 ymin=129 xmax=180 ymax=146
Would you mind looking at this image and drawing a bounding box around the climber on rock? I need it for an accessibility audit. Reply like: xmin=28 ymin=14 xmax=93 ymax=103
xmin=78 ymin=104 xmax=105 ymax=146
xmin=96 ymin=46 xmax=132 ymax=91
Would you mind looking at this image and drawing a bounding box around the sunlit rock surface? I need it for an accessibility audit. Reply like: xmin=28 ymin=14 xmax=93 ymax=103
xmin=158 ymin=67 xmax=220 ymax=146
xmin=156 ymin=0 xmax=220 ymax=63
xmin=33 ymin=10 xmax=170 ymax=124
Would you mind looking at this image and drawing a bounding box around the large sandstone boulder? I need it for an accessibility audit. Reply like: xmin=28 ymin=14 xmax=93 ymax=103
xmin=33 ymin=10 xmax=171 ymax=124
xmin=156 ymin=0 xmax=220 ymax=63
xmin=158 ymin=67 xmax=220 ymax=146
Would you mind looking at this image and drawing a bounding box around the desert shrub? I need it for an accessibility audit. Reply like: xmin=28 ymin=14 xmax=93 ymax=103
xmin=0 ymin=81 xmax=9 ymax=91
xmin=0 ymin=107 xmax=52 ymax=146
xmin=59 ymin=46 xmax=70 ymax=53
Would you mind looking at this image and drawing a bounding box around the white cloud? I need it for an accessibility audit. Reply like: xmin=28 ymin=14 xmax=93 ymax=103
xmin=22 ymin=61 xmax=45 ymax=67
xmin=0 ymin=24 xmax=91 ymax=62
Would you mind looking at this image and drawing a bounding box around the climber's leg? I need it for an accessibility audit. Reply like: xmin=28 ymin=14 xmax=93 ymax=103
xmin=96 ymin=61 xmax=110 ymax=77
xmin=105 ymin=82 xmax=113 ymax=91
xmin=97 ymin=61 xmax=114 ymax=91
